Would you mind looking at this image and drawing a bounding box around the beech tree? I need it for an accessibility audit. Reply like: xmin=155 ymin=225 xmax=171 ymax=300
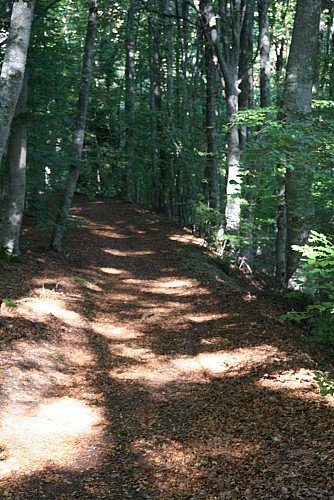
xmin=276 ymin=0 xmax=322 ymax=290
xmin=0 ymin=0 xmax=35 ymax=168
xmin=124 ymin=0 xmax=136 ymax=202
xmin=0 ymin=72 xmax=28 ymax=256
xmin=51 ymin=0 xmax=98 ymax=252
xmin=196 ymin=0 xmax=249 ymax=234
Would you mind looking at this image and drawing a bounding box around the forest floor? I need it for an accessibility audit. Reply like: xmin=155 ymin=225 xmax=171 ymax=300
xmin=0 ymin=195 xmax=333 ymax=499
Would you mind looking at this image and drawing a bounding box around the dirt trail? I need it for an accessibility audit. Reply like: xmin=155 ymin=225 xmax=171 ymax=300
xmin=0 ymin=196 xmax=333 ymax=499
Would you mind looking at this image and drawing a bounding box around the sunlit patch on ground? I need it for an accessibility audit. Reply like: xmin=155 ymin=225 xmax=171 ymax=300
xmin=186 ymin=313 xmax=227 ymax=323
xmin=92 ymin=230 xmax=131 ymax=239
xmin=169 ymin=233 xmax=206 ymax=247
xmin=103 ymin=248 xmax=155 ymax=257
xmin=16 ymin=298 xmax=87 ymax=328
xmin=109 ymin=344 xmax=283 ymax=385
xmin=126 ymin=277 xmax=210 ymax=298
xmin=257 ymin=368 xmax=334 ymax=404
xmin=100 ymin=266 xmax=130 ymax=275
xmin=0 ymin=397 xmax=104 ymax=477
xmin=91 ymin=322 xmax=142 ymax=340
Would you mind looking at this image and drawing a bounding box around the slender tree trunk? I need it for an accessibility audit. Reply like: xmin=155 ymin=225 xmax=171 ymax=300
xmin=0 ymin=0 xmax=34 ymax=168
xmin=148 ymin=0 xmax=163 ymax=209
xmin=330 ymin=16 xmax=334 ymax=99
xmin=124 ymin=0 xmax=136 ymax=202
xmin=258 ymin=0 xmax=271 ymax=107
xmin=276 ymin=0 xmax=321 ymax=288
xmin=181 ymin=0 xmax=189 ymax=124
xmin=275 ymin=183 xmax=287 ymax=291
xmin=161 ymin=0 xmax=174 ymax=215
xmin=239 ymin=2 xmax=254 ymax=261
xmin=0 ymin=71 xmax=27 ymax=256
xmin=51 ymin=0 xmax=98 ymax=252
xmin=196 ymin=0 xmax=246 ymax=235
xmin=239 ymin=1 xmax=254 ymax=150
xmin=203 ymin=24 xmax=219 ymax=209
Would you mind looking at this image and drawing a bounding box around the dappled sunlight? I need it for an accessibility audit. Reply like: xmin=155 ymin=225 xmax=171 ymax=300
xmin=16 ymin=297 xmax=87 ymax=328
xmin=169 ymin=232 xmax=206 ymax=247
xmin=91 ymin=229 xmax=131 ymax=239
xmin=186 ymin=313 xmax=227 ymax=323
xmin=103 ymin=248 xmax=155 ymax=257
xmin=242 ymin=292 xmax=257 ymax=302
xmin=91 ymin=322 xmax=142 ymax=340
xmin=0 ymin=397 xmax=104 ymax=477
xmin=120 ymin=277 xmax=210 ymax=298
xmin=257 ymin=368 xmax=334 ymax=405
xmin=109 ymin=343 xmax=283 ymax=386
xmin=100 ymin=266 xmax=130 ymax=275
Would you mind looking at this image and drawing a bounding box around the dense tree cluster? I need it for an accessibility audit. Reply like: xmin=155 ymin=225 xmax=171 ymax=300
xmin=0 ymin=0 xmax=333 ymax=291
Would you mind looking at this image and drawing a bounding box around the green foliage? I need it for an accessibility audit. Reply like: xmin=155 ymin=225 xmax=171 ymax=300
xmin=281 ymin=231 xmax=334 ymax=349
xmin=190 ymin=202 xmax=222 ymax=241
xmin=2 ymin=298 xmax=18 ymax=308
xmin=313 ymin=371 xmax=334 ymax=396
xmin=0 ymin=248 xmax=23 ymax=263
xmin=292 ymin=231 xmax=334 ymax=305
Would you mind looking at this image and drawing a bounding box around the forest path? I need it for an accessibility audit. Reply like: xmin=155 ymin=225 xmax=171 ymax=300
xmin=0 ymin=196 xmax=333 ymax=499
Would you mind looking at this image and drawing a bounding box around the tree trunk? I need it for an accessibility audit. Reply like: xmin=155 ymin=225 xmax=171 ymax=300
xmin=0 ymin=0 xmax=35 ymax=168
xmin=51 ymin=0 xmax=98 ymax=252
xmin=161 ymin=0 xmax=174 ymax=215
xmin=124 ymin=0 xmax=136 ymax=202
xmin=196 ymin=0 xmax=246 ymax=235
xmin=276 ymin=0 xmax=321 ymax=288
xmin=330 ymin=15 xmax=334 ymax=99
xmin=258 ymin=0 xmax=271 ymax=108
xmin=203 ymin=16 xmax=219 ymax=210
xmin=0 ymin=71 xmax=28 ymax=256
xmin=148 ymin=0 xmax=163 ymax=209
xmin=239 ymin=0 xmax=254 ymax=150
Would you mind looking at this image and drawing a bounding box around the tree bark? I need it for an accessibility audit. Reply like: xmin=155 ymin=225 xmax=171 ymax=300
xmin=329 ymin=15 xmax=334 ymax=99
xmin=148 ymin=0 xmax=163 ymax=209
xmin=196 ymin=0 xmax=247 ymax=234
xmin=0 ymin=0 xmax=35 ymax=168
xmin=0 ymin=71 xmax=27 ymax=256
xmin=203 ymin=10 xmax=219 ymax=210
xmin=124 ymin=0 xmax=136 ymax=202
xmin=276 ymin=0 xmax=321 ymax=288
xmin=51 ymin=0 xmax=98 ymax=252
xmin=258 ymin=0 xmax=271 ymax=108
xmin=160 ymin=0 xmax=174 ymax=215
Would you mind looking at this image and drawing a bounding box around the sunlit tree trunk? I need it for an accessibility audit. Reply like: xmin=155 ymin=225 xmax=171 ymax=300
xmin=258 ymin=0 xmax=271 ymax=108
xmin=0 ymin=72 xmax=27 ymax=256
xmin=0 ymin=0 xmax=34 ymax=168
xmin=51 ymin=0 xmax=98 ymax=251
xmin=196 ymin=0 xmax=246 ymax=235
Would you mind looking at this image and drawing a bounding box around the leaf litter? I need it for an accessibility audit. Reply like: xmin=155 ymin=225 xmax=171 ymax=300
xmin=0 ymin=195 xmax=333 ymax=499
